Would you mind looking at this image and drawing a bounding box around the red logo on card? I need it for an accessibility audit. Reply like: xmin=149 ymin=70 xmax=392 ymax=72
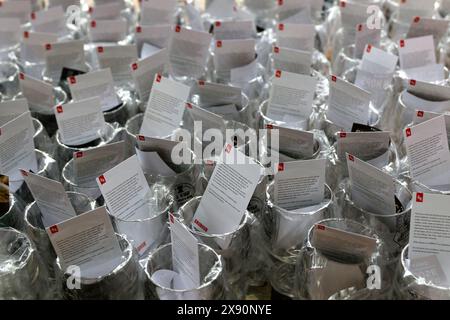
xmin=20 ymin=170 xmax=28 ymax=177
xmin=175 ymin=25 xmax=181 ymax=33
xmin=414 ymin=16 xmax=420 ymax=23
xmin=348 ymin=154 xmax=354 ymax=162
xmin=331 ymin=75 xmax=337 ymax=82
xmin=136 ymin=26 xmax=142 ymax=33
xmin=410 ymin=79 xmax=416 ymax=86
xmin=406 ymin=128 xmax=412 ymax=137
xmin=266 ymin=124 xmax=273 ymax=129
xmin=340 ymin=1 xmax=346 ymax=7
xmin=75 ymin=151 xmax=83 ymax=158
xmin=19 ymin=72 xmax=25 ymax=80
xmin=340 ymin=132 xmax=347 ymax=138
xmin=317 ymin=224 xmax=326 ymax=230
xmin=194 ymin=219 xmax=208 ymax=232
xmin=278 ymin=0 xmax=283 ymax=5
xmin=156 ymin=74 xmax=162 ymax=82
xmin=417 ymin=111 xmax=424 ymax=117
xmin=31 ymin=12 xmax=36 ymax=20
xmin=278 ymin=23 xmax=284 ymax=31
xmin=185 ymin=103 xmax=193 ymax=109
xmin=56 ymin=106 xmax=63 ymax=113
xmin=278 ymin=163 xmax=285 ymax=172
xmin=358 ymin=24 xmax=363 ymax=32
xmin=416 ymin=193 xmax=423 ymax=203
xmin=90 ymin=20 xmax=96 ymax=28
xmin=401 ymin=0 xmax=406 ymax=3
xmin=69 ymin=76 xmax=76 ymax=84
xmin=216 ymin=40 xmax=222 ymax=48
xmin=88 ymin=6 xmax=93 ymax=13
xmin=198 ymin=80 xmax=205 ymax=85
xmin=23 ymin=31 xmax=29 ymax=38
xmin=132 ymin=63 xmax=138 ymax=71
xmin=169 ymin=213 xmax=175 ymax=224
xmin=99 ymin=175 xmax=106 ymax=185
xmin=49 ymin=225 xmax=59 ymax=234
xmin=215 ymin=21 xmax=221 ymax=27
xmin=225 ymin=144 xmax=232 ymax=153
xmin=367 ymin=44 xmax=372 ymax=53
xmin=97 ymin=46 xmax=104 ymax=53
xmin=275 ymin=70 xmax=282 ymax=78
xmin=400 ymin=39 xmax=405 ymax=48
xmin=274 ymin=46 xmax=280 ymax=54
xmin=138 ymin=135 xmax=145 ymax=141
xmin=45 ymin=43 xmax=51 ymax=51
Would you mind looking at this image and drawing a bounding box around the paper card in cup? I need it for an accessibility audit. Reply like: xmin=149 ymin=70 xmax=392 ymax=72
xmin=96 ymin=45 xmax=138 ymax=82
xmin=140 ymin=0 xmax=176 ymax=26
xmin=54 ymin=97 xmax=106 ymax=146
xmin=398 ymin=35 xmax=436 ymax=70
xmin=135 ymin=25 xmax=171 ymax=54
xmin=89 ymin=2 xmax=123 ymax=20
xmin=354 ymin=24 xmax=381 ymax=60
xmin=272 ymin=46 xmax=312 ymax=75
xmin=0 ymin=18 xmax=21 ymax=47
xmin=359 ymin=45 xmax=398 ymax=75
xmin=402 ymin=64 xmax=445 ymax=83
xmin=88 ymin=19 xmax=127 ymax=43
xmin=213 ymin=20 xmax=255 ymax=40
xmin=276 ymin=23 xmax=315 ymax=52
xmin=0 ymin=0 xmax=32 ymax=24
xmin=0 ymin=112 xmax=37 ymax=192
xmin=0 ymin=99 xmax=29 ymax=126
xmin=21 ymin=170 xmax=77 ymax=227
xmin=407 ymin=17 xmax=449 ymax=44
xmin=46 ymin=206 xmax=123 ymax=279
xmin=19 ymin=73 xmax=55 ymax=113
xmin=213 ymin=39 xmax=256 ymax=72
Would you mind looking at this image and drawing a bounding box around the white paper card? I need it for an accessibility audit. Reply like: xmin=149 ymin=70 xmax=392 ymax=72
xmin=88 ymin=19 xmax=127 ymax=43
xmin=398 ymin=35 xmax=436 ymax=70
xmin=0 ymin=0 xmax=32 ymax=24
xmin=31 ymin=6 xmax=65 ymax=34
xmin=213 ymin=20 xmax=255 ymax=40
xmin=68 ymin=68 xmax=119 ymax=112
xmin=192 ymin=145 xmax=260 ymax=248
xmin=21 ymin=31 xmax=59 ymax=62
xmin=89 ymin=2 xmax=123 ymax=20
xmin=213 ymin=39 xmax=256 ymax=72
xmin=354 ymin=24 xmax=381 ymax=60
xmin=0 ymin=99 xmax=29 ymax=126
xmin=272 ymin=46 xmax=312 ymax=75
xmin=169 ymin=214 xmax=200 ymax=289
xmin=359 ymin=45 xmax=398 ymax=74
xmin=347 ymin=154 xmax=396 ymax=215
xmin=44 ymin=40 xmax=86 ymax=82
xmin=0 ymin=18 xmax=21 ymax=47
xmin=140 ymin=0 xmax=176 ymax=26
xmin=0 ymin=112 xmax=37 ymax=191
xmin=326 ymin=75 xmax=371 ymax=131
xmin=19 ymin=73 xmax=55 ymax=113
xmin=407 ymin=17 xmax=449 ymax=44
xmin=46 ymin=206 xmax=123 ymax=278
xmin=274 ymin=159 xmax=326 ymax=210
xmin=131 ymin=49 xmax=168 ymax=103
xmin=54 ymin=97 xmax=106 ymax=146
xmin=135 ymin=25 xmax=171 ymax=54
xmin=268 ymin=70 xmax=317 ymax=124
xmin=96 ymin=45 xmax=138 ymax=82
xmin=21 ymin=171 xmax=76 ymax=227
xmin=140 ymin=75 xmax=190 ymax=138
xmin=404 ymin=116 xmax=450 ymax=190
xmin=276 ymin=23 xmax=315 ymax=52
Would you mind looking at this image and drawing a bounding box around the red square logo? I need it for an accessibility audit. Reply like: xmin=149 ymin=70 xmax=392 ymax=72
xmin=331 ymin=75 xmax=337 ymax=82
xmin=348 ymin=154 xmax=354 ymax=162
xmin=198 ymin=80 xmax=205 ymax=86
xmin=75 ymin=151 xmax=83 ymax=158
xmin=215 ymin=21 xmax=221 ymax=27
xmin=98 ymin=175 xmax=106 ymax=185
xmin=216 ymin=40 xmax=222 ymax=48
xmin=340 ymin=1 xmax=346 ymax=7
xmin=132 ymin=63 xmax=138 ymax=71
xmin=410 ymin=79 xmax=416 ymax=86
xmin=278 ymin=0 xmax=283 ymax=5
xmin=49 ymin=225 xmax=59 ymax=234
xmin=45 ymin=43 xmax=52 ymax=51
xmin=366 ymin=44 xmax=372 ymax=53
xmin=274 ymin=46 xmax=280 ymax=53
xmin=31 ymin=12 xmax=36 ymax=20
xmin=185 ymin=103 xmax=192 ymax=109
xmin=278 ymin=163 xmax=285 ymax=172
xmin=339 ymin=132 xmax=347 ymax=138
xmin=400 ymin=39 xmax=405 ymax=48
xmin=69 ymin=76 xmax=76 ymax=84
xmin=317 ymin=224 xmax=326 ymax=231
xmin=138 ymin=135 xmax=145 ymax=141
xmin=416 ymin=193 xmax=424 ymax=203
xmin=19 ymin=73 xmax=25 ymax=80
xmin=175 ymin=25 xmax=181 ymax=33
xmin=97 ymin=46 xmax=104 ymax=53
xmin=90 ymin=20 xmax=96 ymax=28
xmin=278 ymin=24 xmax=284 ymax=31
xmin=136 ymin=26 xmax=142 ymax=33
xmin=275 ymin=70 xmax=282 ymax=78
xmin=406 ymin=128 xmax=412 ymax=137
xmin=266 ymin=124 xmax=273 ymax=129
xmin=156 ymin=74 xmax=162 ymax=82
xmin=23 ymin=31 xmax=29 ymax=38
xmin=225 ymin=144 xmax=232 ymax=153
xmin=417 ymin=111 xmax=424 ymax=117
xmin=358 ymin=24 xmax=363 ymax=32
xmin=56 ymin=106 xmax=63 ymax=113
xmin=88 ymin=6 xmax=93 ymax=13
xmin=414 ymin=16 xmax=420 ymax=23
